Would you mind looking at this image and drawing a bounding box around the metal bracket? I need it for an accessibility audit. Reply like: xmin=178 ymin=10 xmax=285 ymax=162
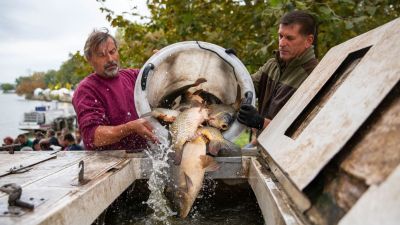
xmin=78 ymin=160 xmax=90 ymax=185
xmin=0 ymin=183 xmax=46 ymax=217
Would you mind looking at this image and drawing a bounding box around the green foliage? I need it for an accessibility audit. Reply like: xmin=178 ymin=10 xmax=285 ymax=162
xmin=103 ymin=0 xmax=399 ymax=73
xmin=1 ymin=83 xmax=15 ymax=92
xmin=54 ymin=51 xmax=92 ymax=88
xmin=15 ymin=0 xmax=400 ymax=91
xmin=234 ymin=129 xmax=251 ymax=148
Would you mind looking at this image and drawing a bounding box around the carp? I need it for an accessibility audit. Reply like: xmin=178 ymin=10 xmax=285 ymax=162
xmin=197 ymin=126 xmax=241 ymax=156
xmin=172 ymin=89 xmax=205 ymax=112
xmin=148 ymin=108 xmax=180 ymax=123
xmin=170 ymin=107 xmax=209 ymax=165
xmin=169 ymin=135 xmax=219 ymax=218
xmin=158 ymin=78 xmax=207 ymax=108
xmin=207 ymin=84 xmax=242 ymax=131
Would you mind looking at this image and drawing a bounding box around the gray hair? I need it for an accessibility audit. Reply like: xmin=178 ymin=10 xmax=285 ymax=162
xmin=84 ymin=28 xmax=118 ymax=60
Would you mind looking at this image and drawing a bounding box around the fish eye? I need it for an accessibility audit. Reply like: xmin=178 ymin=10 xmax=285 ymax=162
xmin=223 ymin=114 xmax=234 ymax=124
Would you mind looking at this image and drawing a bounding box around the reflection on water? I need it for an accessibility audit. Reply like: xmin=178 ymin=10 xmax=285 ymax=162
xmin=102 ymin=179 xmax=264 ymax=225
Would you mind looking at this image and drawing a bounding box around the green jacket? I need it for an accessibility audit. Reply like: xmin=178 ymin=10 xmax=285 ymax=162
xmin=252 ymin=46 xmax=318 ymax=119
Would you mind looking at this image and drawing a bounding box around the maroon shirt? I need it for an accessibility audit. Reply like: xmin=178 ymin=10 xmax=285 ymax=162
xmin=72 ymin=69 xmax=147 ymax=151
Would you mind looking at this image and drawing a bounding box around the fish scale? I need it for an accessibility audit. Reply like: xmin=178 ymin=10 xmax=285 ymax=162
xmin=170 ymin=107 xmax=209 ymax=165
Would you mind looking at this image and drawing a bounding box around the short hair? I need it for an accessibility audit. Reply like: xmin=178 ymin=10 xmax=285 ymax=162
xmin=64 ymin=133 xmax=75 ymax=143
xmin=35 ymin=131 xmax=45 ymax=139
xmin=47 ymin=129 xmax=56 ymax=136
xmin=84 ymin=28 xmax=118 ymax=60
xmin=280 ymin=11 xmax=316 ymax=36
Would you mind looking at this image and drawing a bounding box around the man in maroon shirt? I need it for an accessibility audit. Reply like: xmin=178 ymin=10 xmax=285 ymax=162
xmin=72 ymin=29 xmax=157 ymax=151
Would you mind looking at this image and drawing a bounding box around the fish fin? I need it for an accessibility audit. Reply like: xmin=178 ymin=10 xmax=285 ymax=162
xmin=158 ymin=78 xmax=207 ymax=108
xmin=194 ymin=78 xmax=207 ymax=85
xmin=158 ymin=114 xmax=176 ymax=123
xmin=173 ymin=148 xmax=183 ymax=165
xmin=184 ymin=172 xmax=193 ymax=192
xmin=207 ymin=140 xmax=222 ymax=156
xmin=200 ymin=155 xmax=220 ymax=172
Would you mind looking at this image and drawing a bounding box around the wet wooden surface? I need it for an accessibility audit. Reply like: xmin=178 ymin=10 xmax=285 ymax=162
xmin=258 ymin=18 xmax=400 ymax=190
xmin=0 ymin=151 xmax=133 ymax=225
xmin=0 ymin=151 xmax=256 ymax=225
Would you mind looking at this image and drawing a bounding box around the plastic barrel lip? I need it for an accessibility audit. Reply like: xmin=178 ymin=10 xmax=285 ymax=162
xmin=134 ymin=41 xmax=256 ymax=141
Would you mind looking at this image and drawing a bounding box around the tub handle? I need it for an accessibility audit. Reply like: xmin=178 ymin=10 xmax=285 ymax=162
xmin=225 ymin=48 xmax=237 ymax=56
xmin=242 ymin=91 xmax=253 ymax=105
xmin=141 ymin=63 xmax=155 ymax=91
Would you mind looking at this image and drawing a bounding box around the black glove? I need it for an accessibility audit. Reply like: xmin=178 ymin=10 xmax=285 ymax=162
xmin=237 ymin=104 xmax=264 ymax=129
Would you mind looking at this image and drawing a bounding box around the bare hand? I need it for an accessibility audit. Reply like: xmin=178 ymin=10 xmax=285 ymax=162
xmin=127 ymin=119 xmax=159 ymax=143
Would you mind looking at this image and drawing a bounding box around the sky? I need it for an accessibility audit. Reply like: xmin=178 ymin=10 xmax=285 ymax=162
xmin=0 ymin=0 xmax=150 ymax=84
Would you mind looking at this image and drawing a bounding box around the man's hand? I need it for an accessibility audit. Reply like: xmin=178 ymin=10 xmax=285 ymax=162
xmin=237 ymin=104 xmax=264 ymax=129
xmin=127 ymin=118 xmax=158 ymax=143
xmin=94 ymin=118 xmax=158 ymax=147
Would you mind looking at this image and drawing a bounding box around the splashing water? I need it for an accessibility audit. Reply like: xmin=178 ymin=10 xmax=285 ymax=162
xmin=144 ymin=134 xmax=177 ymax=225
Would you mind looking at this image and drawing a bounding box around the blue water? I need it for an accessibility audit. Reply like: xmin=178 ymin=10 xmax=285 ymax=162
xmin=0 ymin=93 xmax=74 ymax=140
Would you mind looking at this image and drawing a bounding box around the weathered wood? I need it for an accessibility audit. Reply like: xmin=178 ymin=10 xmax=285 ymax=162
xmin=0 ymin=151 xmax=257 ymax=225
xmin=0 ymin=152 xmax=88 ymax=192
xmin=258 ymin=18 xmax=400 ymax=190
xmin=339 ymin=165 xmax=400 ymax=225
xmin=260 ymin=150 xmax=311 ymax=213
xmin=248 ymin=157 xmax=307 ymax=225
xmin=340 ymin=86 xmax=400 ymax=185
xmin=0 ymin=151 xmax=134 ymax=225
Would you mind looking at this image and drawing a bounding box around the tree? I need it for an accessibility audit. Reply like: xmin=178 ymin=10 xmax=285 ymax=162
xmin=100 ymin=0 xmax=399 ymax=73
xmin=15 ymin=72 xmax=46 ymax=96
xmin=1 ymin=83 xmax=15 ymax=93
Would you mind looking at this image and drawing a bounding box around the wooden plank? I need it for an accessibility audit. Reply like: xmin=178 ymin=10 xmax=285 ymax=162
xmin=0 ymin=151 xmax=135 ymax=225
xmin=258 ymin=18 xmax=400 ymax=190
xmin=260 ymin=150 xmax=311 ymax=213
xmin=0 ymin=152 xmax=54 ymax=177
xmin=339 ymin=165 xmax=400 ymax=225
xmin=340 ymin=87 xmax=400 ymax=185
xmin=0 ymin=152 xmax=88 ymax=194
xmin=247 ymin=158 xmax=306 ymax=225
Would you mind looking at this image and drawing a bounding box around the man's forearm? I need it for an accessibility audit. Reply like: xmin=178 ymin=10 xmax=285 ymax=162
xmin=93 ymin=124 xmax=131 ymax=147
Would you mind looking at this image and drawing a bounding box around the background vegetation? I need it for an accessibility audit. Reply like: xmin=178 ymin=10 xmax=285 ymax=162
xmin=14 ymin=0 xmax=399 ymax=95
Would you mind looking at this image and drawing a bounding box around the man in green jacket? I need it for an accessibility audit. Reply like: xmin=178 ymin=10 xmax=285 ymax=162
xmin=238 ymin=10 xmax=318 ymax=132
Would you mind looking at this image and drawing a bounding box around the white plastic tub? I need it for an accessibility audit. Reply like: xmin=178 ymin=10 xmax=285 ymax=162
xmin=134 ymin=41 xmax=255 ymax=141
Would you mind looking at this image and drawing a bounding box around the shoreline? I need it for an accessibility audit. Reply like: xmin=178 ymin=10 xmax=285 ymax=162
xmin=25 ymin=94 xmax=72 ymax=103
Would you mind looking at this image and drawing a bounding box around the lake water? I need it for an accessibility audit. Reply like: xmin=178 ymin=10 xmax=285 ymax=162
xmin=0 ymin=93 xmax=75 ymax=140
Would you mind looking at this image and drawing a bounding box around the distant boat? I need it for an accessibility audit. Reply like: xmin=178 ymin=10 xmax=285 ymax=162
xmin=18 ymin=102 xmax=76 ymax=132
